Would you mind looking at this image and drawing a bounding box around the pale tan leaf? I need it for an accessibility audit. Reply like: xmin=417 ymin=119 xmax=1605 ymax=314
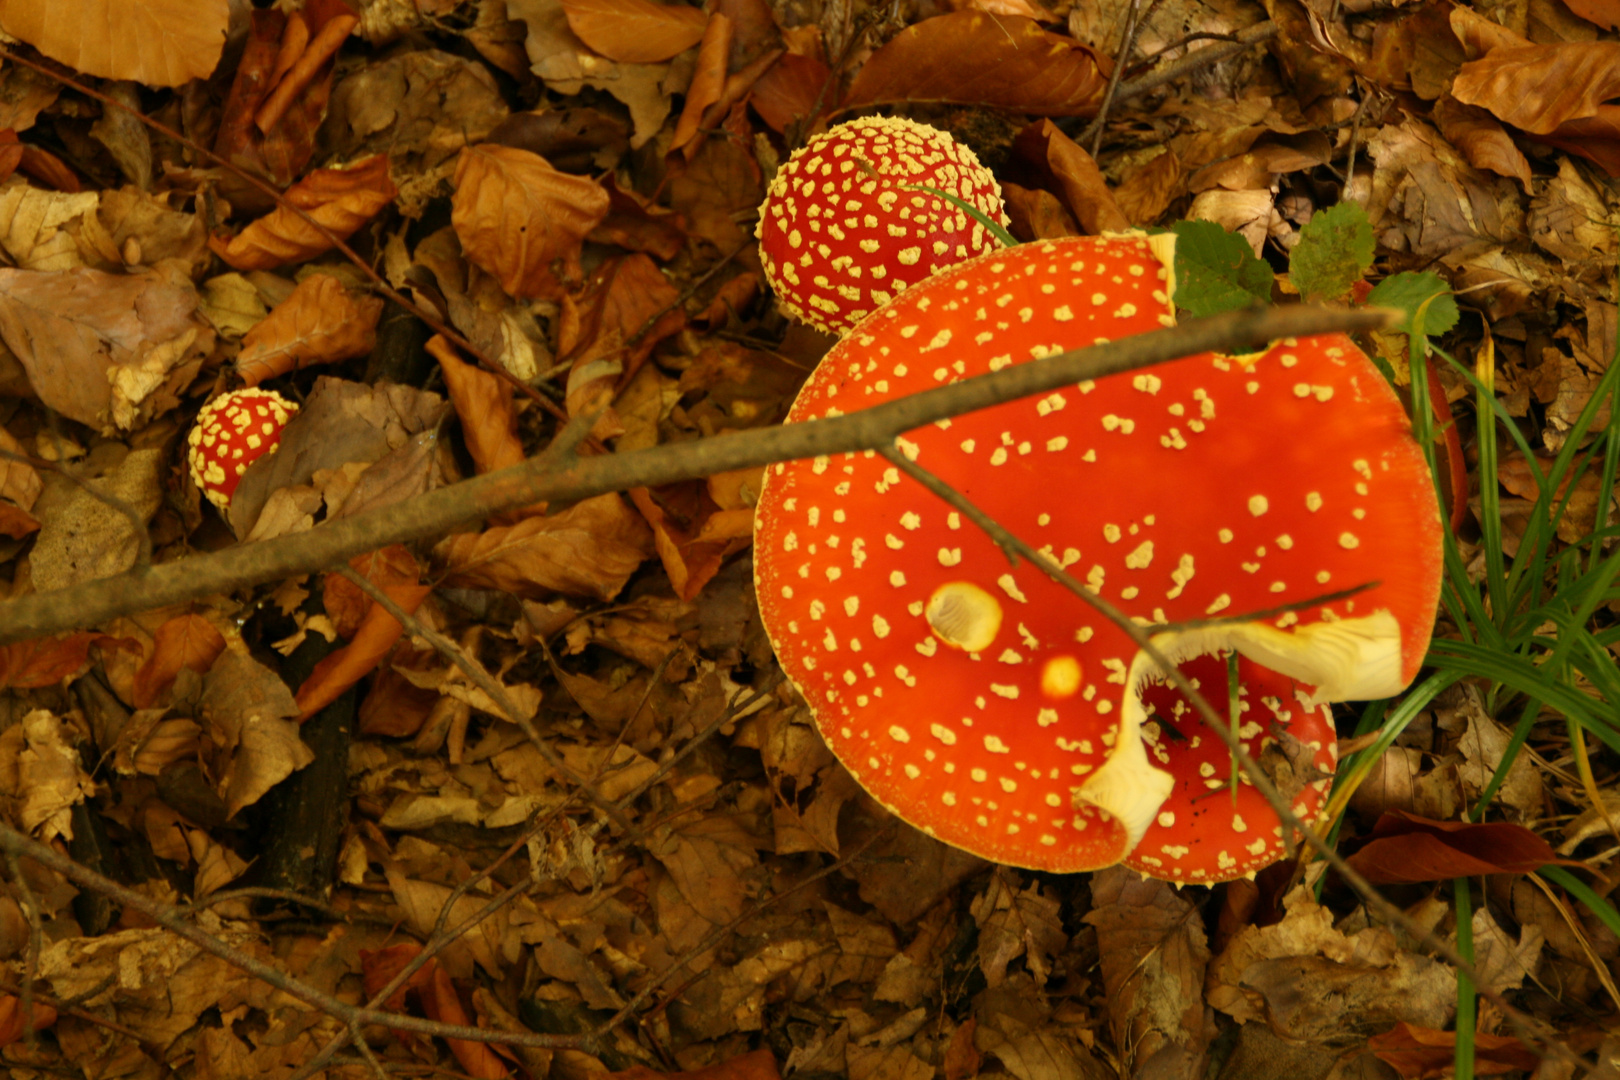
xmin=451 ymin=143 xmax=609 ymax=299
xmin=15 ymin=710 xmax=95 ymax=841
xmin=0 ymin=0 xmax=230 ymax=87
xmin=236 ymin=273 xmax=385 ymax=386
xmin=210 ymin=155 xmax=397 ymax=270
xmin=198 ymin=650 xmax=313 ymax=817
xmin=436 ymin=493 xmax=652 ymax=600
xmin=560 ymin=0 xmax=707 ymax=63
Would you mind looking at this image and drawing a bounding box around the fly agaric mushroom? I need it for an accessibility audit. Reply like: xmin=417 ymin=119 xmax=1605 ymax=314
xmin=753 ymin=234 xmax=1442 ymax=880
xmin=757 ymin=116 xmax=1010 ymax=337
xmin=186 ymin=388 xmax=298 ymax=511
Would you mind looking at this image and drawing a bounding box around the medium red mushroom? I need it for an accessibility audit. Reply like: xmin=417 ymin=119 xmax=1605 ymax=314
xmin=756 ymin=116 xmax=1010 ymax=337
xmin=752 ymin=233 xmax=1442 ymax=881
xmin=186 ymin=388 xmax=298 ymax=511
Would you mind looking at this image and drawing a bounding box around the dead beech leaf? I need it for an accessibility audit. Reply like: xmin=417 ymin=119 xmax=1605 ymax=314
xmin=1345 ymin=810 xmax=1570 ymax=884
xmin=1452 ymin=42 xmax=1620 ymax=136
xmin=0 ymin=632 xmax=107 ymax=690
xmin=0 ymin=0 xmax=230 ymax=87
xmin=1431 ymin=95 xmax=1532 ymax=189
xmin=1566 ymin=0 xmax=1620 ymax=30
xmin=14 ymin=710 xmax=96 ymax=841
xmin=198 ymin=649 xmax=313 ymax=816
xmin=1013 ymin=119 xmax=1128 ymax=234
xmin=0 ymin=994 xmax=57 ymax=1047
xmin=558 ymin=253 xmax=686 ymax=431
xmin=670 ymin=13 xmax=731 ymax=158
xmin=422 ymin=965 xmax=516 ymax=1078
xmin=131 ymin=614 xmax=226 ymax=708
xmin=210 ymin=154 xmax=397 ymax=270
xmin=845 ymin=11 xmax=1108 ymax=116
xmin=0 ymin=423 xmax=40 ymax=510
xmin=1368 ymin=1022 xmax=1540 ymax=1079
xmin=751 ymin=53 xmax=833 ymax=134
xmin=451 ymin=143 xmax=610 ymax=299
xmin=295 ymin=583 xmax=430 ymax=720
xmin=629 ymin=484 xmax=752 ymax=601
xmin=436 ymin=493 xmax=652 ymax=601
xmin=608 ymin=1049 xmax=782 ymax=1080
xmin=322 ymin=544 xmax=423 ymax=639
xmin=426 ymin=335 xmax=525 ymax=475
xmin=0 ymin=503 xmax=37 ymax=538
xmin=560 ymin=0 xmax=707 ymax=63
xmin=236 ymin=273 xmax=385 ymax=386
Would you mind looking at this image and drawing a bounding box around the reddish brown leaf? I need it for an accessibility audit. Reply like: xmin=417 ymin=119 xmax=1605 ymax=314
xmin=1368 ymin=1022 xmax=1541 ymax=1078
xmin=360 ymin=942 xmax=433 ymax=1012
xmin=0 ymin=632 xmax=108 ymax=690
xmin=560 ymin=0 xmax=708 ymax=64
xmin=845 ymin=11 xmax=1108 ymax=116
xmin=425 ymin=335 xmax=525 ymax=477
xmin=750 ymin=52 xmax=833 ymax=133
xmin=670 ymin=13 xmax=733 ymax=158
xmin=589 ymin=174 xmax=688 ymax=260
xmin=1013 ymin=119 xmax=1127 ymax=235
xmin=213 ymin=7 xmax=339 ymax=187
xmin=1565 ymin=0 xmax=1620 ymax=31
xmin=0 ymin=423 xmax=40 ymax=511
xmin=1002 ymin=180 xmax=1081 ymax=241
xmin=295 ymin=584 xmax=430 ymax=720
xmin=236 ymin=273 xmax=385 ymax=386
xmin=558 ymin=253 xmax=686 ymax=428
xmin=1452 ymin=42 xmax=1620 ymax=136
xmin=421 ymin=964 xmax=513 ymax=1078
xmin=609 ymin=1049 xmax=781 ymax=1080
xmin=436 ymin=494 xmax=652 ymax=601
xmin=1344 ymin=810 xmax=1569 ymax=884
xmin=210 ymin=154 xmax=397 ymax=270
xmin=0 ymin=503 xmax=39 ymax=538
xmin=0 ymin=994 xmax=57 ymax=1047
xmin=322 ymin=545 xmax=422 ymax=639
xmin=451 ymin=144 xmax=610 ymax=300
xmin=1432 ymin=96 xmax=1532 ymax=189
xmin=0 ymin=0 xmax=229 ymax=87
xmin=132 ymin=614 xmax=227 ymax=709
xmin=629 ymin=483 xmax=753 ymax=601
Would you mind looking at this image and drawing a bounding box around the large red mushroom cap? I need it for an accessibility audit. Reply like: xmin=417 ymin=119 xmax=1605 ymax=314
xmin=752 ymin=234 xmax=1442 ymax=878
xmin=756 ymin=116 xmax=1010 ymax=337
xmin=186 ymin=388 xmax=297 ymax=511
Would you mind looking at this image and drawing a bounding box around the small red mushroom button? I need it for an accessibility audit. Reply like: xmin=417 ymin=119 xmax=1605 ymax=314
xmin=186 ymin=388 xmax=297 ymax=511
xmin=757 ymin=116 xmax=1010 ymax=337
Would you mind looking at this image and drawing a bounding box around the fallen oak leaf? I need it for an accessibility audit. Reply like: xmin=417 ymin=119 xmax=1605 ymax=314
xmin=236 ymin=273 xmax=385 ymax=386
xmin=1344 ymin=810 xmax=1575 ymax=884
xmin=560 ymin=0 xmax=707 ymax=64
xmin=210 ymin=154 xmax=397 ymax=270
xmin=131 ymin=613 xmax=227 ymax=708
xmin=295 ymin=583 xmax=431 ymax=720
xmin=451 ymin=143 xmax=610 ymax=300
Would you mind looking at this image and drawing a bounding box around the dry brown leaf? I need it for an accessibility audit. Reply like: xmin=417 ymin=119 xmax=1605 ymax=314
xmin=198 ymin=650 xmax=313 ymax=816
xmin=1566 ymin=0 xmax=1620 ymax=30
xmin=0 ymin=0 xmax=230 ymax=87
xmin=0 ymin=423 xmax=40 ymax=511
xmin=558 ymin=253 xmax=685 ymax=432
xmin=670 ymin=13 xmax=731 ymax=158
xmin=436 ymin=493 xmax=652 ymax=601
xmin=750 ymin=52 xmax=833 ymax=133
xmin=0 ymin=633 xmax=108 ymax=690
xmin=426 ymin=334 xmax=525 ymax=476
xmin=1431 ymin=95 xmax=1532 ymax=189
xmin=609 ymin=1049 xmax=781 ymax=1080
xmin=1452 ymin=41 xmax=1620 ymax=135
xmin=323 ymin=545 xmax=423 ymax=639
xmin=629 ymin=484 xmax=752 ymax=601
xmin=131 ymin=614 xmax=226 ymax=708
xmin=1013 ymin=119 xmax=1128 ymax=234
xmin=451 ymin=143 xmax=610 ymax=299
xmin=845 ymin=11 xmax=1108 ymax=116
xmin=13 ymin=710 xmax=96 ymax=841
xmin=560 ymin=0 xmax=707 ymax=63
xmin=210 ymin=154 xmax=397 ymax=270
xmin=0 ymin=994 xmax=57 ymax=1047
xmin=236 ymin=273 xmax=385 ymax=386
xmin=295 ymin=583 xmax=431 ymax=719
xmin=0 ymin=265 xmax=206 ymax=430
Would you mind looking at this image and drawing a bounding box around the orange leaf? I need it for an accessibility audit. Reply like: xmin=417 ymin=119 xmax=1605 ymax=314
xmin=0 ymin=994 xmax=57 ymax=1047
xmin=1368 ymin=1022 xmax=1540 ymax=1079
xmin=360 ymin=942 xmax=434 ymax=1011
xmin=236 ymin=273 xmax=385 ymax=386
xmin=0 ymin=503 xmax=38 ymax=538
xmin=132 ymin=614 xmax=227 ymax=708
xmin=295 ymin=584 xmax=430 ymax=720
xmin=0 ymin=0 xmax=230 ymax=87
xmin=322 ymin=545 xmax=422 ymax=639
xmin=426 ymin=335 xmax=525 ymax=476
xmin=210 ymin=154 xmax=397 ymax=270
xmin=845 ymin=11 xmax=1108 ymax=116
xmin=1013 ymin=119 xmax=1128 ymax=235
xmin=451 ymin=144 xmax=610 ymax=300
xmin=1452 ymin=41 xmax=1620 ymax=135
xmin=0 ymin=632 xmax=107 ymax=690
xmin=421 ymin=965 xmax=512 ymax=1079
xmin=558 ymin=253 xmax=686 ymax=425
xmin=1566 ymin=0 xmax=1620 ymax=30
xmin=560 ymin=0 xmax=708 ymax=63
xmin=436 ymin=494 xmax=652 ymax=601
xmin=1344 ymin=810 xmax=1571 ymax=884
xmin=609 ymin=1049 xmax=781 ymax=1080
xmin=750 ymin=52 xmax=833 ymax=133
xmin=629 ymin=483 xmax=752 ymax=601
xmin=670 ymin=13 xmax=732 ymax=157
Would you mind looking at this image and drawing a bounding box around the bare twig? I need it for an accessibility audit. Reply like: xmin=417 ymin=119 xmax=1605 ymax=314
xmin=1079 ymin=0 xmax=1145 ymax=154
xmin=0 ymin=305 xmax=1394 ymax=645
xmin=1110 ymin=20 xmax=1278 ymax=107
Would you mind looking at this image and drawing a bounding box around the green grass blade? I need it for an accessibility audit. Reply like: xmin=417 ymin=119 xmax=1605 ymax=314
xmin=1454 ymin=877 xmax=1476 ymax=1080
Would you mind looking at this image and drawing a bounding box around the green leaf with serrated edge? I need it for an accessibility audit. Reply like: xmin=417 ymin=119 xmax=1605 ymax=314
xmin=1163 ymin=220 xmax=1272 ymax=317
xmin=1367 ymin=271 xmax=1460 ymax=338
xmin=1289 ymin=200 xmax=1375 ymax=301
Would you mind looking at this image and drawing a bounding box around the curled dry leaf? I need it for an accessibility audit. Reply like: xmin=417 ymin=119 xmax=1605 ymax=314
xmin=295 ymin=583 xmax=431 ymax=719
xmin=236 ymin=273 xmax=385 ymax=386
xmin=1013 ymin=119 xmax=1128 ymax=235
xmin=210 ymin=154 xmax=398 ymax=270
xmin=1431 ymin=96 xmax=1532 ymax=189
xmin=0 ymin=0 xmax=230 ymax=87
xmin=451 ymin=143 xmax=611 ymax=299
xmin=1451 ymin=41 xmax=1620 ymax=136
xmin=1344 ymin=810 xmax=1570 ymax=884
xmin=426 ymin=335 xmax=525 ymax=476
xmin=12 ymin=710 xmax=95 ymax=840
xmin=629 ymin=484 xmax=752 ymax=601
xmin=131 ymin=613 xmax=227 ymax=708
xmin=669 ymin=13 xmax=732 ymax=158
xmin=844 ymin=11 xmax=1109 ymax=116
xmin=560 ymin=0 xmax=707 ymax=63
xmin=436 ymin=493 xmax=653 ymax=601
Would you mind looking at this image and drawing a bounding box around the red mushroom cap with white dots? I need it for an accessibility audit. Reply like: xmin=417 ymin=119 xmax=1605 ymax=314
xmin=187 ymin=388 xmax=298 ymax=511
xmin=757 ymin=116 xmax=1010 ymax=337
xmin=752 ymin=233 xmax=1442 ymax=877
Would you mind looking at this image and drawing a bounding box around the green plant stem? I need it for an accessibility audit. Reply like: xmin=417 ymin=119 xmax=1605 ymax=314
xmin=1455 ymin=877 xmax=1476 ymax=1080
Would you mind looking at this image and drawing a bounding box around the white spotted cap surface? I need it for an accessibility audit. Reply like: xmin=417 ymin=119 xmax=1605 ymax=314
xmin=757 ymin=116 xmax=1009 ymax=337
xmin=752 ymin=234 xmax=1443 ymax=878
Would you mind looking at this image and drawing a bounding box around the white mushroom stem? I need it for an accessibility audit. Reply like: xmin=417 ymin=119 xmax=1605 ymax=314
xmin=1074 ymin=609 xmax=1404 ymax=850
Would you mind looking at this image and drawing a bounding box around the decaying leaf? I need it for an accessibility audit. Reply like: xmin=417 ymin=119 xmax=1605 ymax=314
xmin=210 ymin=154 xmax=397 ymax=270
xmin=198 ymin=649 xmax=314 ymax=816
xmin=236 ymin=273 xmax=385 ymax=385
xmin=295 ymin=583 xmax=431 ymax=719
xmin=436 ymin=494 xmax=653 ymax=601
xmin=451 ymin=142 xmax=610 ymax=299
xmin=9 ymin=710 xmax=97 ymax=840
